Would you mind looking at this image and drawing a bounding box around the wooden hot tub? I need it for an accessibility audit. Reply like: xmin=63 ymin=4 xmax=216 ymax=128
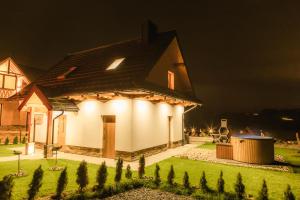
xmin=231 ymin=135 xmax=274 ymax=164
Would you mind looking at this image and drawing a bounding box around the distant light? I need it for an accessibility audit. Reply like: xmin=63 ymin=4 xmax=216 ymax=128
xmin=281 ymin=117 xmax=294 ymax=121
xmin=209 ymin=128 xmax=213 ymax=133
xmin=253 ymin=113 xmax=259 ymax=116
xmin=106 ymin=58 xmax=125 ymax=70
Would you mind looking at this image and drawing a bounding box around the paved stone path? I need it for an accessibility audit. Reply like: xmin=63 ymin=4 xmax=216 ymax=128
xmin=0 ymin=144 xmax=197 ymax=170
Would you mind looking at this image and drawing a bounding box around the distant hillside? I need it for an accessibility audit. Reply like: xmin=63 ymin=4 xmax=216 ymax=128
xmin=218 ymin=109 xmax=300 ymax=140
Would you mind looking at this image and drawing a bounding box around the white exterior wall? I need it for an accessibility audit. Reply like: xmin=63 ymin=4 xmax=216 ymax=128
xmin=131 ymin=99 xmax=183 ymax=151
xmin=53 ymin=98 xmax=184 ymax=152
xmin=53 ymin=99 xmax=133 ymax=151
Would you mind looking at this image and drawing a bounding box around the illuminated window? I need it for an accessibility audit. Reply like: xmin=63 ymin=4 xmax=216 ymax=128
xmin=168 ymin=71 xmax=174 ymax=90
xmin=106 ymin=58 xmax=125 ymax=70
xmin=0 ymin=75 xmax=16 ymax=89
xmin=57 ymin=66 xmax=77 ymax=80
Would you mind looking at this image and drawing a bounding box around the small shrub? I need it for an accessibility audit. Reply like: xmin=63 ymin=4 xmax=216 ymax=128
xmin=28 ymin=165 xmax=44 ymax=200
xmin=96 ymin=162 xmax=107 ymax=190
xmin=56 ymin=167 xmax=68 ymax=199
xmin=234 ymin=172 xmax=245 ymax=200
xmin=167 ymin=165 xmax=175 ymax=185
xmin=0 ymin=175 xmax=14 ymax=200
xmin=76 ymin=160 xmax=89 ymax=192
xmin=183 ymin=171 xmax=190 ymax=189
xmin=200 ymin=171 xmax=208 ymax=192
xmin=284 ymin=184 xmax=295 ymax=200
xmin=5 ymin=137 xmax=9 ymax=145
xmin=13 ymin=136 xmax=18 ymax=144
xmin=114 ymin=158 xmax=123 ymax=183
xmin=217 ymin=170 xmax=225 ymax=193
xmin=138 ymin=154 xmax=145 ymax=178
xmin=125 ymin=164 xmax=132 ymax=179
xmin=257 ymin=179 xmax=268 ymax=200
xmin=154 ymin=164 xmax=161 ymax=186
xmin=21 ymin=136 xmax=26 ymax=144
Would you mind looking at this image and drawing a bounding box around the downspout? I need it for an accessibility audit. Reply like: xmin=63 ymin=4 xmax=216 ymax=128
xmin=182 ymin=104 xmax=200 ymax=145
xmin=52 ymin=111 xmax=64 ymax=145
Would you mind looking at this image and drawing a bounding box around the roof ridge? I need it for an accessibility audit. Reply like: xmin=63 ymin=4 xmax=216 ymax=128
xmin=67 ymin=30 xmax=177 ymax=56
xmin=68 ymin=37 xmax=139 ymax=56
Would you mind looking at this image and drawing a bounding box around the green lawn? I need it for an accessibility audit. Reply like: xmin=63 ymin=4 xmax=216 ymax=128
xmin=0 ymin=159 xmax=117 ymax=200
xmin=146 ymin=157 xmax=300 ymax=199
xmin=0 ymin=144 xmax=25 ymax=157
xmin=197 ymin=142 xmax=216 ymax=150
xmin=0 ymin=147 xmax=299 ymax=199
xmin=275 ymin=147 xmax=300 ymax=173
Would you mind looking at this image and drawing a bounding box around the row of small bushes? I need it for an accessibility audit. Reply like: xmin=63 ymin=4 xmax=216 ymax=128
xmin=0 ymin=136 xmax=26 ymax=145
xmin=0 ymin=155 xmax=297 ymax=200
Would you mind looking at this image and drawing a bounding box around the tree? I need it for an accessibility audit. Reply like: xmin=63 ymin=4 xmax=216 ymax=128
xmin=217 ymin=171 xmax=225 ymax=193
xmin=0 ymin=175 xmax=14 ymax=200
xmin=183 ymin=171 xmax=190 ymax=189
xmin=76 ymin=160 xmax=89 ymax=192
xmin=21 ymin=136 xmax=26 ymax=144
xmin=96 ymin=162 xmax=107 ymax=190
xmin=56 ymin=167 xmax=68 ymax=199
xmin=125 ymin=164 xmax=132 ymax=179
xmin=154 ymin=164 xmax=161 ymax=186
xmin=13 ymin=136 xmax=18 ymax=144
xmin=257 ymin=179 xmax=268 ymax=200
xmin=234 ymin=173 xmax=245 ymax=200
xmin=5 ymin=137 xmax=9 ymax=145
xmin=167 ymin=165 xmax=175 ymax=185
xmin=284 ymin=185 xmax=295 ymax=200
xmin=138 ymin=155 xmax=145 ymax=179
xmin=28 ymin=165 xmax=44 ymax=200
xmin=200 ymin=171 xmax=208 ymax=192
xmin=114 ymin=158 xmax=123 ymax=183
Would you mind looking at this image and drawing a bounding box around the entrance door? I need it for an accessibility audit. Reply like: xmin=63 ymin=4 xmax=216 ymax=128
xmin=168 ymin=116 xmax=173 ymax=148
xmin=57 ymin=115 xmax=67 ymax=146
xmin=102 ymin=115 xmax=116 ymax=159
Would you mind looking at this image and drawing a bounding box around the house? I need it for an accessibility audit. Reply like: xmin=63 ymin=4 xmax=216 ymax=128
xmin=0 ymin=57 xmax=45 ymax=126
xmin=17 ymin=22 xmax=201 ymax=160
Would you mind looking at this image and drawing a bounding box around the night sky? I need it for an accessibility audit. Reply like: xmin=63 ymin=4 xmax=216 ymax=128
xmin=1 ymin=1 xmax=300 ymax=121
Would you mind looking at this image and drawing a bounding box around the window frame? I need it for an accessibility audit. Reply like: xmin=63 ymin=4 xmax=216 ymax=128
xmin=168 ymin=71 xmax=175 ymax=90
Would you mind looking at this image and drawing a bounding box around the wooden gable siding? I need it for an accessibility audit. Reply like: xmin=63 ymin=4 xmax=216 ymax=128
xmin=146 ymin=38 xmax=193 ymax=95
xmin=0 ymin=57 xmax=30 ymax=98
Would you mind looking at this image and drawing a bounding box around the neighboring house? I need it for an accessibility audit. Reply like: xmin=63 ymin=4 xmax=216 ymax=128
xmin=17 ymin=22 xmax=202 ymax=160
xmin=0 ymin=57 xmax=45 ymax=126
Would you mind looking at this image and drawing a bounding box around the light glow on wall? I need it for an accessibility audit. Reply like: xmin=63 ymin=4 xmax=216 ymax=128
xmin=82 ymin=100 xmax=97 ymax=113
xmin=111 ymin=99 xmax=127 ymax=113
xmin=135 ymin=100 xmax=149 ymax=113
xmin=159 ymin=103 xmax=169 ymax=115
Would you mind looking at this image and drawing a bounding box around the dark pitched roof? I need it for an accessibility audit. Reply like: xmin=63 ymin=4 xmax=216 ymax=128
xmin=14 ymin=31 xmax=200 ymax=104
xmin=18 ymin=65 xmax=46 ymax=82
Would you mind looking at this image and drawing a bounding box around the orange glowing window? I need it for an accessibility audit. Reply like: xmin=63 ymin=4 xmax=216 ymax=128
xmin=168 ymin=71 xmax=174 ymax=90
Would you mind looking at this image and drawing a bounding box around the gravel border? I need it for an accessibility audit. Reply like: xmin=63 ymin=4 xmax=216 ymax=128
xmin=104 ymin=188 xmax=194 ymax=200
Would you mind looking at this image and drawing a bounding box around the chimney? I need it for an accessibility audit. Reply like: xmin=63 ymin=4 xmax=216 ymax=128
xmin=141 ymin=20 xmax=158 ymax=44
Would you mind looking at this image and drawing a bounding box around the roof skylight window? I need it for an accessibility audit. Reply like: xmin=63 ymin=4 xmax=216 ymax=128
xmin=106 ymin=58 xmax=125 ymax=70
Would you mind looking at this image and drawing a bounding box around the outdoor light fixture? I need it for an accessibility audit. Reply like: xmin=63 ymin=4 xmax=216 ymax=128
xmin=281 ymin=117 xmax=294 ymax=121
xmin=106 ymin=58 xmax=125 ymax=70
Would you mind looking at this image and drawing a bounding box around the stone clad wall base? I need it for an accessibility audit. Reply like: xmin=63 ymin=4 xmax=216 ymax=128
xmin=63 ymin=145 xmax=102 ymax=157
xmin=35 ymin=140 xmax=183 ymax=161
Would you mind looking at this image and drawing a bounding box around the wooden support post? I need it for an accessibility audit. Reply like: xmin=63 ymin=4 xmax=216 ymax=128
xmin=44 ymin=110 xmax=53 ymax=158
